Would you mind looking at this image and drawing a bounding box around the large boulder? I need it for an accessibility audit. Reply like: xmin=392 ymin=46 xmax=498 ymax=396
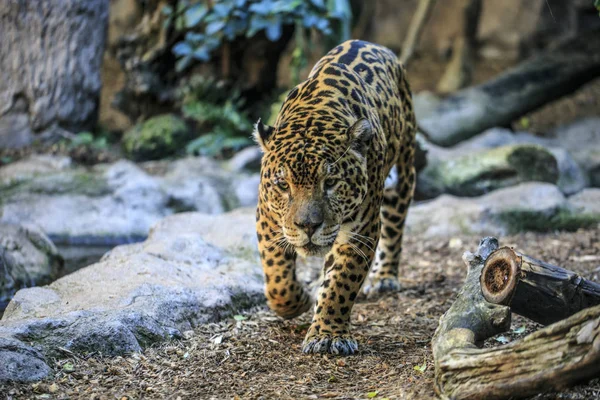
xmin=0 ymin=224 xmax=63 ymax=312
xmin=551 ymin=118 xmax=600 ymax=188
xmin=0 ymin=209 xmax=263 ymax=382
xmin=0 ymin=0 xmax=109 ymax=148
xmin=418 ymin=144 xmax=559 ymax=198
xmin=0 ymin=156 xmax=259 ymax=245
xmin=406 ymin=182 xmax=600 ymax=238
xmin=416 ymin=122 xmax=594 ymax=197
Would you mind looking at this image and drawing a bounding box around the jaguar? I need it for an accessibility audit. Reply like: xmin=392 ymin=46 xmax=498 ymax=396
xmin=254 ymin=40 xmax=416 ymax=355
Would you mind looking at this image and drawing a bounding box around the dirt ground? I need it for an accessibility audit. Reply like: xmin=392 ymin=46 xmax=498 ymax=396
xmin=3 ymin=229 xmax=600 ymax=400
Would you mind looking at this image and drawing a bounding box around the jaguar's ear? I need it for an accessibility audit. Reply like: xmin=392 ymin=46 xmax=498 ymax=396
xmin=253 ymin=118 xmax=275 ymax=152
xmin=347 ymin=118 xmax=373 ymax=155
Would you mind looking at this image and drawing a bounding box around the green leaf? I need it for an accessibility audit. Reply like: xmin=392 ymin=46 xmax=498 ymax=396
xmin=185 ymin=4 xmax=208 ymax=27
xmin=328 ymin=375 xmax=336 ymax=383
xmin=173 ymin=42 xmax=193 ymax=56
xmin=63 ymin=362 xmax=75 ymax=373
xmin=367 ymin=391 xmax=379 ymax=398
xmin=233 ymin=315 xmax=247 ymax=321
xmin=519 ymin=116 xmax=530 ymax=130
xmin=206 ymin=20 xmax=226 ymax=35
xmin=175 ymin=55 xmax=194 ymax=73
xmin=72 ymin=132 xmax=94 ymax=146
xmin=413 ymin=360 xmax=427 ymax=373
xmin=265 ymin=19 xmax=283 ymax=41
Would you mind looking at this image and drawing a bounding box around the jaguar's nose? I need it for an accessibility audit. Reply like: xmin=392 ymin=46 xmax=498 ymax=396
xmin=294 ymin=219 xmax=323 ymax=238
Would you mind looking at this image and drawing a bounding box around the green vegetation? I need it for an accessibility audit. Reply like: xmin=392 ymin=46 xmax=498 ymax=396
xmin=178 ymin=76 xmax=254 ymax=157
xmin=122 ymin=114 xmax=190 ymax=161
xmin=166 ymin=0 xmax=351 ymax=80
xmin=498 ymin=208 xmax=600 ymax=233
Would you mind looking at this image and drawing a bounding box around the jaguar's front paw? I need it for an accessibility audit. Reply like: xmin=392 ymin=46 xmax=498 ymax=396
xmin=362 ymin=276 xmax=401 ymax=297
xmin=302 ymin=332 xmax=358 ymax=355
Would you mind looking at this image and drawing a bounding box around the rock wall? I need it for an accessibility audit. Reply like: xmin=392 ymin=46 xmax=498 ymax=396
xmin=0 ymin=0 xmax=109 ymax=148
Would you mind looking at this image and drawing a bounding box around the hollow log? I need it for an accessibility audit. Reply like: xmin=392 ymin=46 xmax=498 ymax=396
xmin=419 ymin=28 xmax=600 ymax=147
xmin=481 ymin=247 xmax=600 ymax=325
xmin=433 ymin=237 xmax=600 ymax=400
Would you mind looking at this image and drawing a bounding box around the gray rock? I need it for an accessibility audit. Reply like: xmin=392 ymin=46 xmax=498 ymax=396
xmin=0 ymin=337 xmax=50 ymax=383
xmin=406 ymin=182 xmax=599 ymax=237
xmin=228 ymin=146 xmax=262 ymax=172
xmin=419 ymin=126 xmax=589 ymax=196
xmin=568 ymin=188 xmax=600 ymax=215
xmin=551 ymin=118 xmax=600 ymax=187
xmin=0 ymin=154 xmax=71 ymax=186
xmin=233 ymin=174 xmax=260 ymax=208
xmin=0 ymin=0 xmax=109 ymax=149
xmin=0 ymin=224 xmax=63 ymax=311
xmin=0 ymin=156 xmax=259 ymax=245
xmin=413 ymin=91 xmax=442 ymax=122
xmin=418 ymin=144 xmax=559 ymax=198
xmin=0 ymin=209 xmax=263 ymax=382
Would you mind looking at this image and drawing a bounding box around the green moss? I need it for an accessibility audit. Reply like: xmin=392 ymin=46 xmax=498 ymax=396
xmin=0 ymin=172 xmax=110 ymax=203
xmin=423 ymin=144 xmax=558 ymax=197
xmin=122 ymin=114 xmax=189 ymax=161
xmin=497 ymin=208 xmax=600 ymax=233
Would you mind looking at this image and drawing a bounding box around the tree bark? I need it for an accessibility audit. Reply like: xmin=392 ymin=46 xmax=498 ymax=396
xmin=419 ymin=28 xmax=600 ymax=147
xmin=0 ymin=0 xmax=109 ymax=149
xmin=433 ymin=237 xmax=600 ymax=400
xmin=481 ymin=247 xmax=600 ymax=325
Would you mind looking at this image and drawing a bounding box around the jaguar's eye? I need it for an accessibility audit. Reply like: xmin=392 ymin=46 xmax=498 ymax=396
xmin=324 ymin=178 xmax=336 ymax=189
xmin=277 ymin=181 xmax=289 ymax=191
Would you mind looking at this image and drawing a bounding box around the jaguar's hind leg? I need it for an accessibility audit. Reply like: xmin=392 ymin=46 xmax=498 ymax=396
xmin=363 ymin=163 xmax=415 ymax=296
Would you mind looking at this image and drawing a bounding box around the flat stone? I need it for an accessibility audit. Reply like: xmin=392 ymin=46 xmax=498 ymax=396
xmin=0 ymin=157 xmax=259 ymax=245
xmin=0 ymin=337 xmax=50 ymax=383
xmin=0 ymin=209 xmax=263 ymax=382
xmin=406 ymin=182 xmax=581 ymax=237
xmin=0 ymin=154 xmax=71 ymax=186
xmin=568 ymin=188 xmax=600 ymax=214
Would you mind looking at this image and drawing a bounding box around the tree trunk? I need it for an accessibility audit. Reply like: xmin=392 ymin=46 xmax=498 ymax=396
xmin=399 ymin=0 xmax=437 ymax=66
xmin=481 ymin=247 xmax=600 ymax=325
xmin=436 ymin=0 xmax=481 ymax=93
xmin=419 ymin=28 xmax=600 ymax=146
xmin=433 ymin=237 xmax=600 ymax=400
xmin=0 ymin=0 xmax=109 ymax=149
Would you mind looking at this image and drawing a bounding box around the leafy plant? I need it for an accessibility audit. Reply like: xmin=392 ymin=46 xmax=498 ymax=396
xmin=166 ymin=0 xmax=352 ymax=74
xmin=178 ymin=76 xmax=254 ymax=157
xmin=68 ymin=132 xmax=109 ymax=150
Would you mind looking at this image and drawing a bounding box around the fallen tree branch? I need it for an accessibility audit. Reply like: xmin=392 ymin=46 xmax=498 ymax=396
xmin=433 ymin=237 xmax=600 ymax=399
xmin=481 ymin=247 xmax=600 ymax=325
xmin=420 ymin=28 xmax=600 ymax=146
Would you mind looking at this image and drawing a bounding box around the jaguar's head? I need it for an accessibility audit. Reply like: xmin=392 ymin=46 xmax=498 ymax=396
xmin=254 ymin=118 xmax=373 ymax=257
